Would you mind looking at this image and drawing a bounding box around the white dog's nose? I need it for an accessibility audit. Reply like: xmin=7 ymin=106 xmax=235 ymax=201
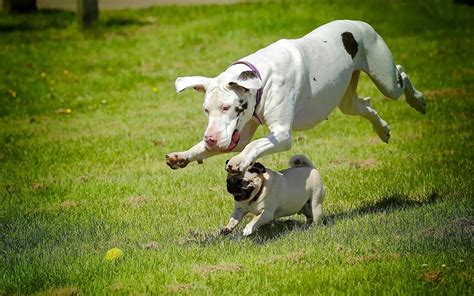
xmin=204 ymin=134 xmax=218 ymax=148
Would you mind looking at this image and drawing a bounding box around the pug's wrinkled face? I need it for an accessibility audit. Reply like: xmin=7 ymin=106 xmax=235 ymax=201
xmin=226 ymin=162 xmax=266 ymax=201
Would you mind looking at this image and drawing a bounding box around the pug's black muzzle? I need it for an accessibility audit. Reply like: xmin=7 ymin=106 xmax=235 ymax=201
xmin=226 ymin=177 xmax=255 ymax=201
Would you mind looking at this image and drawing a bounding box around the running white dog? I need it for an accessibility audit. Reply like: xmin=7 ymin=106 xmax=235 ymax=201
xmin=222 ymin=155 xmax=325 ymax=236
xmin=165 ymin=20 xmax=426 ymax=175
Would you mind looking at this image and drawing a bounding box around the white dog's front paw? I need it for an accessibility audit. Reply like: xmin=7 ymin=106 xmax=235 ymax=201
xmin=165 ymin=152 xmax=190 ymax=169
xmin=242 ymin=225 xmax=254 ymax=236
xmin=226 ymin=155 xmax=251 ymax=176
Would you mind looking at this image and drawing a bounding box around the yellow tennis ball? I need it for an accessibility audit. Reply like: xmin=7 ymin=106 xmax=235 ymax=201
xmin=104 ymin=248 xmax=124 ymax=261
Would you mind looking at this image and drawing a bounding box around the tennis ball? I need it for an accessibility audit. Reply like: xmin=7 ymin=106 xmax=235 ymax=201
xmin=104 ymin=248 xmax=124 ymax=262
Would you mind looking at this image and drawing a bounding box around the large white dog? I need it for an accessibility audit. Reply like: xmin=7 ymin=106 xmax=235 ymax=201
xmin=165 ymin=20 xmax=426 ymax=175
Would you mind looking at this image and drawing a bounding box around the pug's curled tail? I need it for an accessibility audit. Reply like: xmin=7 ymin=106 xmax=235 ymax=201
xmin=289 ymin=155 xmax=315 ymax=168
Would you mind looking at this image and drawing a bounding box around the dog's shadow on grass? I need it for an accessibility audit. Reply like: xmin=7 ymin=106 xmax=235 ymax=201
xmin=252 ymin=190 xmax=439 ymax=244
xmin=181 ymin=191 xmax=439 ymax=246
xmin=177 ymin=220 xmax=309 ymax=247
xmin=326 ymin=190 xmax=438 ymax=223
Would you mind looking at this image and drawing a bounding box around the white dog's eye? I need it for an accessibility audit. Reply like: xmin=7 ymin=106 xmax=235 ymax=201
xmin=204 ymin=108 xmax=209 ymax=114
xmin=222 ymin=106 xmax=230 ymax=112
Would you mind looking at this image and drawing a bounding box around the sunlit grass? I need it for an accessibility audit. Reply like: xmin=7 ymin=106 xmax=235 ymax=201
xmin=0 ymin=0 xmax=473 ymax=294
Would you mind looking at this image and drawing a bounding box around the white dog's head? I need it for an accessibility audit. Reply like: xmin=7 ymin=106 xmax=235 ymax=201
xmin=175 ymin=70 xmax=262 ymax=151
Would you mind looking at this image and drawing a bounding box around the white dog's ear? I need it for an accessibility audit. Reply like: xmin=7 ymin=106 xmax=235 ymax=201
xmin=175 ymin=76 xmax=210 ymax=93
xmin=229 ymin=71 xmax=262 ymax=91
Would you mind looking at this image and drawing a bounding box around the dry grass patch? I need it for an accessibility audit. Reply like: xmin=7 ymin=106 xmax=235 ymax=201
xmin=32 ymin=182 xmax=47 ymax=190
xmin=419 ymin=270 xmax=442 ymax=284
xmin=39 ymin=287 xmax=79 ymax=296
xmin=194 ymin=263 xmax=243 ymax=277
xmin=346 ymin=253 xmax=400 ymax=265
xmin=57 ymin=200 xmax=79 ymax=210
xmin=422 ymin=217 xmax=474 ymax=239
xmin=141 ymin=241 xmax=160 ymax=250
xmin=329 ymin=157 xmax=380 ymax=169
xmin=424 ymin=87 xmax=473 ymax=99
xmin=166 ymin=283 xmax=198 ymax=294
xmin=262 ymin=251 xmax=306 ymax=265
xmin=126 ymin=195 xmax=149 ymax=207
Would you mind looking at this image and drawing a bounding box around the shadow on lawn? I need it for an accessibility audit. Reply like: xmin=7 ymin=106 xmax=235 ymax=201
xmin=326 ymin=190 xmax=439 ymax=223
xmin=0 ymin=9 xmax=75 ymax=32
xmin=253 ymin=190 xmax=439 ymax=244
xmin=179 ymin=190 xmax=439 ymax=246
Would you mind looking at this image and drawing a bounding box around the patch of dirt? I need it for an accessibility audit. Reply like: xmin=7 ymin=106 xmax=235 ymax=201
xmin=108 ymin=282 xmax=125 ymax=293
xmin=42 ymin=287 xmax=79 ymax=296
xmin=76 ymin=175 xmax=91 ymax=183
xmin=57 ymin=200 xmax=79 ymax=210
xmin=404 ymin=132 xmax=422 ymax=141
xmin=346 ymin=254 xmax=380 ymax=265
xmin=419 ymin=270 xmax=441 ymax=284
xmin=449 ymin=218 xmax=474 ymax=234
xmin=346 ymin=253 xmax=400 ymax=265
xmin=141 ymin=241 xmax=160 ymax=250
xmin=152 ymin=139 xmax=166 ymax=147
xmin=32 ymin=182 xmax=47 ymax=190
xmin=452 ymin=68 xmax=474 ymax=80
xmin=194 ymin=263 xmax=243 ymax=277
xmin=176 ymin=230 xmax=218 ymax=246
xmin=349 ymin=158 xmax=379 ymax=169
xmin=330 ymin=157 xmax=379 ymax=169
xmin=166 ymin=283 xmax=197 ymax=293
xmin=422 ymin=217 xmax=474 ymax=239
xmin=424 ymin=87 xmax=472 ymax=99
xmin=126 ymin=195 xmax=149 ymax=207
xmin=262 ymin=251 xmax=305 ymax=264
xmin=450 ymin=217 xmax=474 ymax=228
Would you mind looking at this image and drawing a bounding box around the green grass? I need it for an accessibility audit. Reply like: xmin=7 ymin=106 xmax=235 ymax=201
xmin=0 ymin=0 xmax=473 ymax=294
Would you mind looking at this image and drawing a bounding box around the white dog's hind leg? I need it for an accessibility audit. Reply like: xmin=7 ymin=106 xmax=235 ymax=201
xmin=339 ymin=71 xmax=391 ymax=143
xmin=362 ymin=30 xmax=426 ymax=113
xmin=397 ymin=65 xmax=427 ymax=114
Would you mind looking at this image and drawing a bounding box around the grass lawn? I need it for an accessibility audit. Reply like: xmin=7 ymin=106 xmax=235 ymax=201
xmin=0 ymin=0 xmax=473 ymax=294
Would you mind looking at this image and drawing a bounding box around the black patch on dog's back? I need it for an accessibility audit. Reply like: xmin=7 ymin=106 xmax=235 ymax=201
xmin=341 ymin=31 xmax=358 ymax=59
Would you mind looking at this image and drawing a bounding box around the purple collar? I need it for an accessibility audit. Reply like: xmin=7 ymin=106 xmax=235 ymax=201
xmin=231 ymin=61 xmax=263 ymax=124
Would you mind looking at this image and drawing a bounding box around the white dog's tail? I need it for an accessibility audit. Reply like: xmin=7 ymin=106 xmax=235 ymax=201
xmin=289 ymin=155 xmax=314 ymax=168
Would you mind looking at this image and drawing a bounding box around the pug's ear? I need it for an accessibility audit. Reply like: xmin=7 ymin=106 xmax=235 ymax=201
xmin=248 ymin=162 xmax=266 ymax=174
xmin=225 ymin=159 xmax=230 ymax=169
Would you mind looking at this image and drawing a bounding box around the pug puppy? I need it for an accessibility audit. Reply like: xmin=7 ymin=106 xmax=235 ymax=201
xmin=221 ymin=155 xmax=325 ymax=236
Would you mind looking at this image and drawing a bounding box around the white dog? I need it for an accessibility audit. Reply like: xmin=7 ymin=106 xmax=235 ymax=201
xmin=221 ymin=155 xmax=325 ymax=236
xmin=166 ymin=20 xmax=426 ymax=175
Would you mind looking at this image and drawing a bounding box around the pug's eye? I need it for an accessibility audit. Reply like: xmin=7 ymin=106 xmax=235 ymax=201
xmin=241 ymin=179 xmax=250 ymax=187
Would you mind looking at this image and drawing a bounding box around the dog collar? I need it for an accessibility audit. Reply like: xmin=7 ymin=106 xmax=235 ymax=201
xmin=230 ymin=60 xmax=263 ymax=124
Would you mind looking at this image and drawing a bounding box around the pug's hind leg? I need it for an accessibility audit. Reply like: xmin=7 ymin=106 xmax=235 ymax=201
xmin=300 ymin=201 xmax=314 ymax=224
